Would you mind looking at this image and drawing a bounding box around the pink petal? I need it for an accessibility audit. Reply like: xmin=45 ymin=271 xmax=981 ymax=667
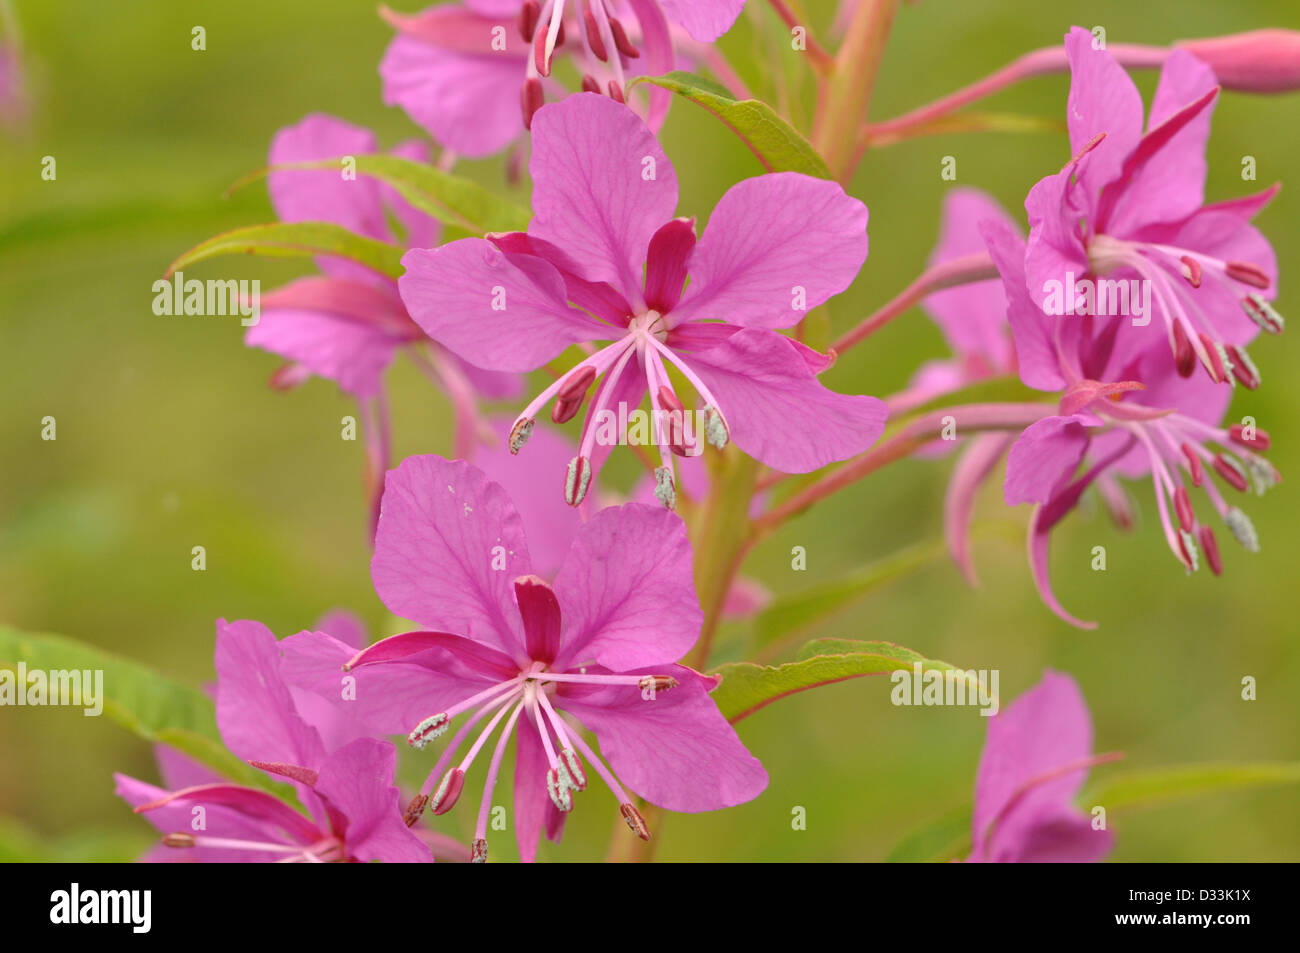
xmin=281 ymin=629 xmax=507 ymax=740
xmin=313 ymin=609 xmax=368 ymax=650
xmin=944 ymin=432 xmax=1015 ymax=586
xmin=1003 ymin=415 xmax=1091 ymax=506
xmin=655 ymin=0 xmax=745 ymax=42
xmin=1100 ymin=49 xmax=1217 ymax=236
xmin=134 ymin=783 xmax=322 ymax=846
xmin=684 ymin=328 xmax=887 ymax=473
xmin=924 ymin=187 xmax=1018 ymax=367
xmin=552 ymin=505 xmax=702 ymax=671
xmin=512 ymin=719 xmax=562 ymax=863
xmin=248 ymin=277 xmax=413 ymax=397
xmin=371 ymin=456 xmax=531 ymax=661
xmin=380 ymin=33 xmax=523 ymax=158
xmin=215 ymin=619 xmax=326 ymax=771
xmin=1064 ymin=26 xmax=1144 ymax=199
xmin=313 ymin=738 xmax=433 ymax=863
xmin=560 ymin=665 xmax=768 ymax=812
xmin=472 ymin=418 xmax=582 ymax=577
xmin=529 ymin=94 xmax=679 ymax=303
xmin=400 ymin=240 xmax=604 ymax=372
xmin=670 ymin=173 xmax=868 ymax=330
xmin=643 ymin=217 xmax=696 ymax=313
xmin=981 ymin=218 xmax=1066 ymax=392
xmin=971 ymin=671 xmax=1112 ymax=862
xmin=268 ymin=113 xmax=388 ymax=241
xmin=115 ymin=775 xmax=309 ymax=863
xmin=154 ymin=746 xmax=222 ymax=791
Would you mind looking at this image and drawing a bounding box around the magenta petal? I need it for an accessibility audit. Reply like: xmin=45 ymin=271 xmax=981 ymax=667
xmin=971 ymin=671 xmax=1112 ymax=862
xmin=512 ymin=719 xmax=551 ymax=863
xmin=671 ymin=173 xmax=868 ymax=330
xmin=561 ymin=665 xmax=768 ymax=812
xmin=473 ymin=418 xmax=582 ymax=577
xmin=944 ymin=432 xmax=1015 ymax=586
xmin=515 ymin=575 xmax=562 ymax=665
xmin=281 ymin=630 xmax=505 ymax=739
xmin=656 ymin=0 xmax=745 ymax=42
xmin=924 ymin=188 xmax=1018 ymax=367
xmin=1064 ymin=26 xmax=1144 ymax=198
xmin=380 ymin=33 xmax=523 ymax=158
xmin=400 ymin=240 xmax=604 ymax=372
xmin=1094 ymin=85 xmax=1220 ymax=235
xmin=552 ymin=504 xmax=702 ymax=671
xmin=313 ymin=609 xmax=368 ymax=650
xmin=529 ymin=94 xmax=679 ymax=302
xmin=215 ymin=619 xmax=326 ymax=771
xmin=135 ymin=783 xmax=322 ymax=845
xmin=372 ymin=456 xmax=531 ymax=660
xmin=268 ymin=113 xmax=388 ymax=241
xmin=487 ymin=231 xmax=633 ymax=323
xmin=643 ymin=217 xmax=696 ymax=313
xmin=248 ymin=277 xmax=413 ymax=397
xmin=685 ymin=328 xmax=887 ymax=473
xmin=154 ymin=746 xmax=222 ymax=791
xmin=981 ymin=218 xmax=1066 ymax=392
xmin=115 ymin=775 xmax=307 ymax=863
xmin=1101 ymin=50 xmax=1218 ymax=236
xmin=1003 ymin=415 xmax=1091 ymax=506
xmin=313 ymin=738 xmax=432 ymax=863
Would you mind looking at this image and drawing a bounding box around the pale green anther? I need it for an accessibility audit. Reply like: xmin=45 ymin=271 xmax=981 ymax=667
xmin=1246 ymin=457 xmax=1279 ymax=497
xmin=564 ymin=456 xmax=591 ymax=506
xmin=653 ymin=465 xmax=676 ymax=510
xmin=703 ymin=405 xmax=728 ymax=450
xmin=1179 ymin=529 xmax=1199 ymax=574
xmin=509 ymin=418 xmax=534 ymax=455
xmin=1242 ymin=293 xmax=1285 ymax=333
xmin=430 ymin=770 xmax=456 ymax=811
xmin=1214 ymin=341 xmax=1236 ymax=387
xmin=560 ymin=748 xmax=586 ymax=790
xmin=547 ymin=768 xmax=573 ymax=812
xmin=409 ymin=713 xmax=450 ymax=750
xmin=1235 ymin=345 xmax=1261 ymax=386
xmin=1224 ymin=507 xmax=1260 ymax=553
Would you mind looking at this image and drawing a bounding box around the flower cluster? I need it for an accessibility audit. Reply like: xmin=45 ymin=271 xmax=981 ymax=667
xmin=118 ymin=8 xmax=1298 ymax=862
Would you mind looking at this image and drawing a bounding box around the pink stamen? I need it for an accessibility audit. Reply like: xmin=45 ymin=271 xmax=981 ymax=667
xmin=474 ymin=699 xmax=528 ymax=847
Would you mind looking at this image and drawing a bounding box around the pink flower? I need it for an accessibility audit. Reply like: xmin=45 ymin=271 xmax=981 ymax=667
xmin=115 ymin=620 xmax=431 ymax=863
xmin=984 ymin=214 xmax=1277 ymax=628
xmin=249 ymin=113 xmax=519 ymax=530
xmin=282 ymin=454 xmax=768 ymax=862
xmin=400 ymin=94 xmax=886 ymax=506
xmin=380 ymin=0 xmax=739 ymax=155
xmin=1025 ymin=28 xmax=1282 ymax=392
xmin=968 ymin=671 xmax=1116 ymax=863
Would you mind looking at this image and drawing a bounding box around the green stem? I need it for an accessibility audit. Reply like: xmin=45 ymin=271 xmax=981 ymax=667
xmin=810 ymin=0 xmax=900 ymax=181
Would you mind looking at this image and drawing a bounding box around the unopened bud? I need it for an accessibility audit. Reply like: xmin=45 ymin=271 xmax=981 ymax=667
xmin=1177 ymin=30 xmax=1300 ymax=94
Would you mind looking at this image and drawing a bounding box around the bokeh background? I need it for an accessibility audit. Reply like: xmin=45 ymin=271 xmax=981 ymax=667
xmin=2 ymin=0 xmax=1297 ymax=862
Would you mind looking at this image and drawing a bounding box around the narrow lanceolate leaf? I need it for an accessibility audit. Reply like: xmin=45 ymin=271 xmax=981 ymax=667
xmin=628 ymin=71 xmax=833 ymax=179
xmin=238 ymin=154 xmax=532 ymax=236
xmin=0 ymin=625 xmax=285 ymax=796
xmin=865 ymin=112 xmax=1066 ymax=147
xmin=1082 ymin=762 xmax=1300 ymax=813
xmin=887 ymin=761 xmax=1300 ymax=862
xmin=164 ymin=222 xmax=404 ymax=279
xmin=711 ymin=638 xmax=984 ymax=723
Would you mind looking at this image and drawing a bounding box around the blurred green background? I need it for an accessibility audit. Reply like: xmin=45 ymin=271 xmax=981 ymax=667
xmin=2 ymin=0 xmax=1297 ymax=862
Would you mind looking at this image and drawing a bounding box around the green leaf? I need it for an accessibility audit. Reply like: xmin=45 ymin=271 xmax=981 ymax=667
xmin=234 ymin=154 xmax=532 ymax=236
xmin=0 ymin=625 xmax=287 ymax=796
xmin=710 ymin=638 xmax=984 ymax=723
xmin=165 ymin=222 xmax=404 ymax=279
xmin=1083 ymin=761 xmax=1300 ymax=813
xmin=887 ymin=761 xmax=1300 ymax=862
xmin=628 ymin=71 xmax=832 ymax=178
